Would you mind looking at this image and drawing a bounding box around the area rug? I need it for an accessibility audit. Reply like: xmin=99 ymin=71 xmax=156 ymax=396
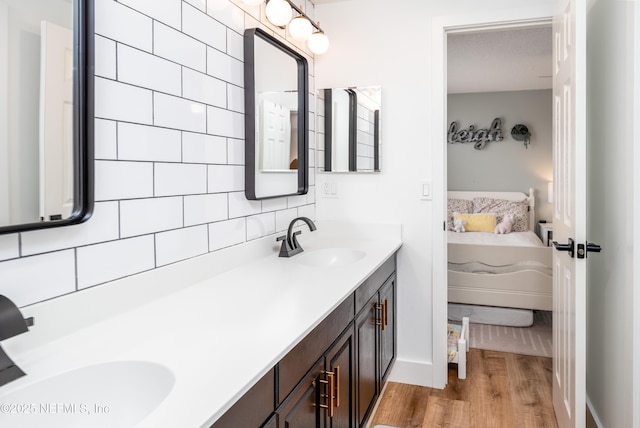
xmin=465 ymin=310 xmax=552 ymax=358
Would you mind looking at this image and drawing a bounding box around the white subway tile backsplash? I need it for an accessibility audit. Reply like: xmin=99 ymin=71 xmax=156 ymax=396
xmin=154 ymin=22 xmax=207 ymax=72
xmin=208 ymin=165 xmax=244 ymax=193
xmin=307 ymin=186 xmax=316 ymax=203
xmin=94 ymin=119 xmax=117 ymax=160
xmin=155 ymin=225 xmax=209 ymax=266
xmin=120 ymin=197 xmax=184 ymax=238
xmin=77 ymin=236 xmax=155 ymax=289
xmin=276 ymin=208 xmax=298 ymax=232
xmin=287 ymin=194 xmax=308 ymax=208
xmin=95 ymin=35 xmax=116 ymax=79
xmin=155 ymin=163 xmax=207 ymax=196
xmin=228 ymin=192 xmax=261 ymax=218
xmin=182 ymin=68 xmax=226 ymax=108
xmin=297 ymin=204 xmax=315 ymax=221
xmin=118 ymin=0 xmax=182 ymax=30
xmin=0 ymin=251 xmax=76 ymax=307
xmin=227 ymin=84 xmax=244 ymax=113
xmin=275 ymin=208 xmax=298 ymax=232
xmin=182 ymin=132 xmax=227 ymax=164
xmin=94 ymin=0 xmax=152 ymax=52
xmin=206 ymin=1 xmax=245 ymax=35
xmin=95 ymin=160 xmax=153 ymax=201
xmin=206 ymin=47 xmax=244 ymax=87
xmin=227 ymin=29 xmax=244 ymax=61
xmin=207 ymin=105 xmax=244 ymax=139
xmin=0 ymin=0 xmax=315 ymax=307
xmin=117 ymin=45 xmax=182 ymax=96
xmin=184 ymin=0 xmax=206 ymax=12
xmin=118 ymin=123 xmax=182 ymax=162
xmin=154 ymin=93 xmax=207 ymax=133
xmin=262 ymin=198 xmax=288 ymax=213
xmin=246 ymin=212 xmax=275 ymax=240
xmin=209 ymin=218 xmax=246 ymax=251
xmin=21 ymin=202 xmax=120 ymax=256
xmin=0 ymin=235 xmax=19 ymax=261
xmin=183 ymin=3 xmax=227 ymax=51
xmin=227 ymin=138 xmax=245 ymax=165
xmin=184 ymin=193 xmax=228 ymax=226
xmin=95 ymin=78 xmax=153 ymax=124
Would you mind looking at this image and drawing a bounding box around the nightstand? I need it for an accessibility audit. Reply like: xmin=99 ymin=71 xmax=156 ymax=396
xmin=538 ymin=223 xmax=553 ymax=246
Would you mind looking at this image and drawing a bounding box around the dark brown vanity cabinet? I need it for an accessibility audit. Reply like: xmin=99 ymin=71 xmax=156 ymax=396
xmin=210 ymin=254 xmax=396 ymax=428
xmin=355 ymin=273 xmax=396 ymax=427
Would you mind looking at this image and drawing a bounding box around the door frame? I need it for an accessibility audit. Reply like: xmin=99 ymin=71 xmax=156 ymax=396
xmin=430 ymin=5 xmax=557 ymax=388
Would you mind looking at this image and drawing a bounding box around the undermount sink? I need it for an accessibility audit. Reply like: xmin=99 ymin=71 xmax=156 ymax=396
xmin=0 ymin=360 xmax=174 ymax=428
xmin=295 ymin=248 xmax=366 ymax=268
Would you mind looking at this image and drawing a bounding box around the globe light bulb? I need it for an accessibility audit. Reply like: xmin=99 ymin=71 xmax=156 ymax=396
xmin=288 ymin=15 xmax=313 ymax=41
xmin=265 ymin=0 xmax=292 ymax=27
xmin=308 ymin=30 xmax=329 ymax=55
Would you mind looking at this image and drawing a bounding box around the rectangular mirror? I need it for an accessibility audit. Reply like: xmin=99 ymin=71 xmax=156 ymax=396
xmin=244 ymin=28 xmax=308 ymax=200
xmin=0 ymin=0 xmax=93 ymax=234
xmin=317 ymin=86 xmax=381 ymax=173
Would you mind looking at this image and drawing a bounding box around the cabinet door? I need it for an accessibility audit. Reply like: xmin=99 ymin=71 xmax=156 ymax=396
xmin=326 ymin=324 xmax=355 ymax=428
xmin=355 ymin=294 xmax=378 ymax=427
xmin=379 ymin=277 xmax=395 ymax=383
xmin=278 ymin=359 xmax=325 ymax=428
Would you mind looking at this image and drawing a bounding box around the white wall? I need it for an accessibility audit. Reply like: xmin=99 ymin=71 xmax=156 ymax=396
xmin=0 ymin=0 xmax=317 ymax=308
xmin=586 ymin=0 xmax=639 ymax=426
xmin=315 ymin=0 xmax=558 ymax=386
xmin=448 ymin=90 xmax=553 ymax=224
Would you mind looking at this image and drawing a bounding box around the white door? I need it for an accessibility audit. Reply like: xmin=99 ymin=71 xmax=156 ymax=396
xmin=39 ymin=20 xmax=73 ymax=221
xmin=259 ymin=99 xmax=291 ymax=170
xmin=551 ymin=0 xmax=587 ymax=426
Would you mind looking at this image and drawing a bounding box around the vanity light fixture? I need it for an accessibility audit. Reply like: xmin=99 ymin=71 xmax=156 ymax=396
xmin=264 ymin=0 xmax=330 ymax=54
xmin=288 ymin=7 xmax=313 ymax=41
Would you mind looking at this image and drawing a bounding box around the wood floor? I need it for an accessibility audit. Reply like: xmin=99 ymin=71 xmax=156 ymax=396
xmin=369 ymin=349 xmax=558 ymax=428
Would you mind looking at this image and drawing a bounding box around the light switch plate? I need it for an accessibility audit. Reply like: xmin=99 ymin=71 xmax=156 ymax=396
xmin=420 ymin=180 xmax=432 ymax=200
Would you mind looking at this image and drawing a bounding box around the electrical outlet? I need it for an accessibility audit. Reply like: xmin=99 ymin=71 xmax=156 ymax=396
xmin=321 ymin=181 xmax=338 ymax=198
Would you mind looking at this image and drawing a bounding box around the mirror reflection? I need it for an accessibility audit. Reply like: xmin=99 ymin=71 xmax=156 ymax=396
xmin=244 ymin=28 xmax=309 ymax=200
xmin=0 ymin=0 xmax=92 ymax=233
xmin=317 ymin=86 xmax=381 ymax=173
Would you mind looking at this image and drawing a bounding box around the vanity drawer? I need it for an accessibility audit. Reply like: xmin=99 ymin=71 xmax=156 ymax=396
xmin=355 ymin=255 xmax=396 ymax=315
xmin=210 ymin=368 xmax=275 ymax=428
xmin=277 ymin=293 xmax=354 ymax=404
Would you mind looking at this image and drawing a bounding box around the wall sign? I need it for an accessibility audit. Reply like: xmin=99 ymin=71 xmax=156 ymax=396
xmin=447 ymin=118 xmax=503 ymax=150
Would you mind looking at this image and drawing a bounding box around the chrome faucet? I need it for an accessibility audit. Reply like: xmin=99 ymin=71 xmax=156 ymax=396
xmin=276 ymin=217 xmax=317 ymax=257
xmin=0 ymin=295 xmax=34 ymax=387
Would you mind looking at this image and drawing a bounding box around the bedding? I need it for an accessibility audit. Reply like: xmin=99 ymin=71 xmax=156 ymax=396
xmin=447 ymin=198 xmax=474 ymax=230
xmin=447 ymin=230 xmax=544 ymax=247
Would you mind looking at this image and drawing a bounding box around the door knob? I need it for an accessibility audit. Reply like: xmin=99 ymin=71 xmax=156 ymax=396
xmin=552 ymin=238 xmax=575 ymax=258
xmin=577 ymin=242 xmax=602 ymax=259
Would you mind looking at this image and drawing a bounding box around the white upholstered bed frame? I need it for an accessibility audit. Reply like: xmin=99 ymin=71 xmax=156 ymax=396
xmin=447 ymin=188 xmax=553 ymax=311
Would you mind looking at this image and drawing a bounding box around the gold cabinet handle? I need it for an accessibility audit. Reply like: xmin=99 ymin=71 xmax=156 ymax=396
xmin=334 ymin=365 xmax=340 ymax=408
xmin=318 ymin=370 xmax=335 ymax=417
xmin=384 ymin=298 xmax=389 ymax=328
xmin=375 ymin=303 xmax=384 ymax=326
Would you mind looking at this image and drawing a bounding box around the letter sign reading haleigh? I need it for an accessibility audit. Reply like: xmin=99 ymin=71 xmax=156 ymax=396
xmin=447 ymin=118 xmax=503 ymax=149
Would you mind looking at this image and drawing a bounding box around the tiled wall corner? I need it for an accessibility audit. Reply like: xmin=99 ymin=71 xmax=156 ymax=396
xmin=0 ymin=0 xmax=317 ymax=307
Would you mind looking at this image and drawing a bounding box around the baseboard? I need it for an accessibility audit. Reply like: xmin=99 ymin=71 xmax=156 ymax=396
xmin=586 ymin=395 xmax=603 ymax=428
xmin=386 ymin=359 xmax=435 ymax=387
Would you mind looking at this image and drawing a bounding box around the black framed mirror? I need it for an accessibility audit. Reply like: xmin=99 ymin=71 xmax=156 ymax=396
xmin=0 ymin=0 xmax=94 ymax=235
xmin=318 ymin=86 xmax=381 ymax=173
xmin=244 ymin=28 xmax=308 ymax=200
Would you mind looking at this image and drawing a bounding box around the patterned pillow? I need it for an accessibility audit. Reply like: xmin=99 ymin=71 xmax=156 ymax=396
xmin=472 ymin=197 xmax=529 ymax=232
xmin=447 ymin=199 xmax=474 ymax=231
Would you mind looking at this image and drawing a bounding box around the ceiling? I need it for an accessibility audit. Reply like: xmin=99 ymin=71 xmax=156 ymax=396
xmin=448 ymin=26 xmax=553 ymax=94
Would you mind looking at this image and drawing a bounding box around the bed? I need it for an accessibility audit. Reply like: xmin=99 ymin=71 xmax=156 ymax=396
xmin=447 ymin=188 xmax=553 ymax=313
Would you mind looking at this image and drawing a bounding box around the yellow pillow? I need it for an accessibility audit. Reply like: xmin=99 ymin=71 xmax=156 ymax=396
xmin=454 ymin=213 xmax=497 ymax=232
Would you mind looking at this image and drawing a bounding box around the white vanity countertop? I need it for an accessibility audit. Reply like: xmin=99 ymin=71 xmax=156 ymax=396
xmin=0 ymin=222 xmax=402 ymax=428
